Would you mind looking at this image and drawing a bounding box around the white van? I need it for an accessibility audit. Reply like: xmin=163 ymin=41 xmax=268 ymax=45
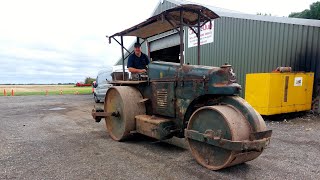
xmin=93 ymin=66 xmax=130 ymax=103
xmin=93 ymin=69 xmax=112 ymax=103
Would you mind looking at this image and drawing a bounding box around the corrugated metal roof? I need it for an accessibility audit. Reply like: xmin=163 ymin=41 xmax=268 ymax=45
xmin=166 ymin=0 xmax=242 ymax=14
xmin=214 ymin=11 xmax=320 ymax=27
xmin=168 ymin=0 xmax=320 ymax=27
xmin=109 ymin=4 xmax=219 ymax=39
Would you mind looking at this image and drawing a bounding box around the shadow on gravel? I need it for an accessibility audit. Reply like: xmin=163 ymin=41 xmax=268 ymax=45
xmin=217 ymin=163 xmax=252 ymax=177
xmin=124 ymin=133 xmax=185 ymax=151
xmin=263 ymin=111 xmax=310 ymax=121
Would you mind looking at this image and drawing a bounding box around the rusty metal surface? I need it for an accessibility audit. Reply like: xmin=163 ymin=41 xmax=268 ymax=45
xmin=151 ymin=82 xmax=176 ymax=117
xmin=104 ymin=86 xmax=146 ymax=141
xmin=249 ymin=130 xmax=273 ymax=141
xmin=91 ymin=109 xmax=120 ymax=122
xmin=219 ymin=96 xmax=267 ymax=133
xmin=91 ymin=108 xmax=104 ymax=122
xmin=111 ymin=72 xmax=129 ymax=81
xmin=185 ymin=129 xmax=271 ymax=151
xmin=109 ymin=4 xmax=219 ymax=39
xmin=147 ymin=61 xmax=242 ymax=131
xmin=135 ymin=115 xmax=175 ymax=140
xmin=186 ymin=105 xmax=268 ymax=170
xmin=139 ymin=98 xmax=149 ymax=103
xmin=109 ymin=80 xmax=148 ymax=85
xmin=156 ymin=89 xmax=168 ymax=109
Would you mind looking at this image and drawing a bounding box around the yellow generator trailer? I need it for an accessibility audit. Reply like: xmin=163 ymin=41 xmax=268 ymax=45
xmin=245 ymin=71 xmax=314 ymax=115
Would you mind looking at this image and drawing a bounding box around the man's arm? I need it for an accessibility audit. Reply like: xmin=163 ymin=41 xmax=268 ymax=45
xmin=128 ymin=68 xmax=146 ymax=73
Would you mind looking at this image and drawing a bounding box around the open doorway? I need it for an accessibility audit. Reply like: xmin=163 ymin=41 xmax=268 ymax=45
xmin=150 ymin=45 xmax=180 ymax=63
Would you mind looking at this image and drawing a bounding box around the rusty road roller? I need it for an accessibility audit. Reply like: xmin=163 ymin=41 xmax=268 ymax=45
xmin=92 ymin=4 xmax=272 ymax=170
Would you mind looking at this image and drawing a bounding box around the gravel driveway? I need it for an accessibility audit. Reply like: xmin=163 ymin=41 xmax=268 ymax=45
xmin=0 ymin=95 xmax=319 ymax=179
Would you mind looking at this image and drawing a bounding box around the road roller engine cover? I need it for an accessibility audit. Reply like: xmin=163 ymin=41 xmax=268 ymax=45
xmin=91 ymin=4 xmax=272 ymax=170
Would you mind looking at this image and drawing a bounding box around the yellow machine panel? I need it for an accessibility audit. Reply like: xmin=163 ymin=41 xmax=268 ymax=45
xmin=245 ymin=72 xmax=314 ymax=115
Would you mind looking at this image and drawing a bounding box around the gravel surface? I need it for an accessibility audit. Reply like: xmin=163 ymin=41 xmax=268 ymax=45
xmin=0 ymin=95 xmax=319 ymax=180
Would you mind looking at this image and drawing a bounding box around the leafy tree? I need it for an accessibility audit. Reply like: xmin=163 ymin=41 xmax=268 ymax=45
xmin=289 ymin=1 xmax=320 ymax=20
xmin=84 ymin=77 xmax=96 ymax=84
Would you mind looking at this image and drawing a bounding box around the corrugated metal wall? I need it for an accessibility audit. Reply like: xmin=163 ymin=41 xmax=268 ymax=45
xmin=185 ymin=17 xmax=320 ymax=97
xmin=114 ymin=0 xmax=320 ymax=98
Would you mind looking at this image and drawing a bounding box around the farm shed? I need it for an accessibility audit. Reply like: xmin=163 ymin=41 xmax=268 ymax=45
xmin=114 ymin=0 xmax=320 ymax=101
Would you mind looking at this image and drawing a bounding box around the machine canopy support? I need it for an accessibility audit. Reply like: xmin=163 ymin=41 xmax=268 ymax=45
xmin=197 ymin=12 xmax=201 ymax=65
xmin=179 ymin=10 xmax=184 ymax=66
xmin=107 ymin=4 xmax=220 ymax=74
xmin=120 ymin=36 xmax=125 ymax=80
xmin=111 ymin=37 xmax=131 ymax=55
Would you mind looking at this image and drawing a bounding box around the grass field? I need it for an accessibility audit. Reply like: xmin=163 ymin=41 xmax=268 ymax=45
xmin=0 ymin=85 xmax=92 ymax=96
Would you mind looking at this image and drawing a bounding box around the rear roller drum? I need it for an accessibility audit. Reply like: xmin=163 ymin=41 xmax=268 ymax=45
xmin=104 ymin=86 xmax=146 ymax=141
xmin=186 ymin=105 xmax=267 ymax=170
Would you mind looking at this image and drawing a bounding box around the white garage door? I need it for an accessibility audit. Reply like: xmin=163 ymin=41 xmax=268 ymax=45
xmin=149 ymin=33 xmax=180 ymax=52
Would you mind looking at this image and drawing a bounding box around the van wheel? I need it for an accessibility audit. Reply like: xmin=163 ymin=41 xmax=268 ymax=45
xmin=94 ymin=94 xmax=100 ymax=103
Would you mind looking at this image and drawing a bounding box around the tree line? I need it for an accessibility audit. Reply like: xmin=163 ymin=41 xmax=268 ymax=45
xmin=289 ymin=1 xmax=320 ymax=20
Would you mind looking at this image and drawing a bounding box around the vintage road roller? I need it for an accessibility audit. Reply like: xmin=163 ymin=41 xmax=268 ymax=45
xmin=92 ymin=4 xmax=272 ymax=170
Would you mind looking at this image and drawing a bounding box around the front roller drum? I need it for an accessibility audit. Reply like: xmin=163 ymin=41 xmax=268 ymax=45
xmin=186 ymin=105 xmax=270 ymax=170
xmin=104 ymin=86 xmax=146 ymax=141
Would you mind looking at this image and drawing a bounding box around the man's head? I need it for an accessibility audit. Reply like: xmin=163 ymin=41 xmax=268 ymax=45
xmin=134 ymin=42 xmax=141 ymax=55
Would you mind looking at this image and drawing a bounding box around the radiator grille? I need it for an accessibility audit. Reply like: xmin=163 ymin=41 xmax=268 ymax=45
xmin=157 ymin=89 xmax=168 ymax=109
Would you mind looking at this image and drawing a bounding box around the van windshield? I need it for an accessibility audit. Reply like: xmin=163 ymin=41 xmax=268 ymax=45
xmin=98 ymin=71 xmax=112 ymax=84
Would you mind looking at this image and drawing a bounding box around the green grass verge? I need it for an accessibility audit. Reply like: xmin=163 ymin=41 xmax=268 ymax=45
xmin=0 ymin=87 xmax=92 ymax=96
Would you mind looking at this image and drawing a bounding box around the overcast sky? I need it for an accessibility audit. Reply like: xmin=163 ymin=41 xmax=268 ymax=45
xmin=0 ymin=0 xmax=317 ymax=84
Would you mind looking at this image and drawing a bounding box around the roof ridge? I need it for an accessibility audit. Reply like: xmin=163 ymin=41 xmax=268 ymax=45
xmin=166 ymin=0 xmax=320 ymax=27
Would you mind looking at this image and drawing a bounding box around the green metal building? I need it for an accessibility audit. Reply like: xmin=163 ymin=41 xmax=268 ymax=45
xmin=115 ymin=0 xmax=320 ymax=100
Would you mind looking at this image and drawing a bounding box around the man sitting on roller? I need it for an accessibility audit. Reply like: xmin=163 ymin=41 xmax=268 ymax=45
xmin=127 ymin=43 xmax=150 ymax=73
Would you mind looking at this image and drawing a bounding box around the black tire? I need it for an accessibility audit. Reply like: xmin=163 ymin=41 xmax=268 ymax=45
xmin=94 ymin=93 xmax=100 ymax=103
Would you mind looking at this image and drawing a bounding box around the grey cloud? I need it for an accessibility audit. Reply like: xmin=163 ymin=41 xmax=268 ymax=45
xmin=0 ymin=0 xmax=159 ymax=84
xmin=0 ymin=44 xmax=111 ymax=83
